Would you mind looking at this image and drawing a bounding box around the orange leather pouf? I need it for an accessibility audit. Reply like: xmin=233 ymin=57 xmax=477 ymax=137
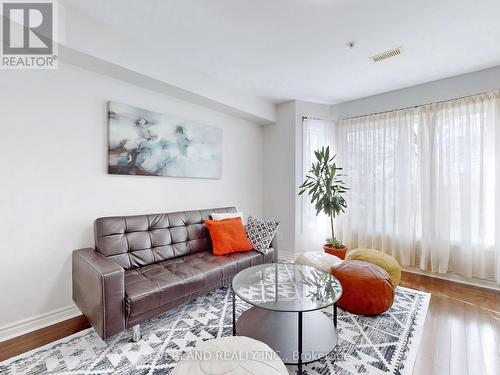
xmin=331 ymin=260 xmax=395 ymax=315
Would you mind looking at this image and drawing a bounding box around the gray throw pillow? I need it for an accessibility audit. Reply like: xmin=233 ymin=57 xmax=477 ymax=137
xmin=245 ymin=216 xmax=280 ymax=254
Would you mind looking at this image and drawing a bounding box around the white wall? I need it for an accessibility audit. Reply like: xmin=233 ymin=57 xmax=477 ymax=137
xmin=0 ymin=62 xmax=264 ymax=338
xmin=263 ymin=101 xmax=296 ymax=260
xmin=333 ymin=65 xmax=500 ymax=119
xmin=58 ymin=3 xmax=276 ymax=124
xmin=263 ymin=100 xmax=332 ymax=258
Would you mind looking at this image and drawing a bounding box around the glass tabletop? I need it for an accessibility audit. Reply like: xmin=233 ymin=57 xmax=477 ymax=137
xmin=232 ymin=263 xmax=343 ymax=312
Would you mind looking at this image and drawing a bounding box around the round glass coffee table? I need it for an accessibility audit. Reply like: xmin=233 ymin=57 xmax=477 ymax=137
xmin=232 ymin=263 xmax=342 ymax=373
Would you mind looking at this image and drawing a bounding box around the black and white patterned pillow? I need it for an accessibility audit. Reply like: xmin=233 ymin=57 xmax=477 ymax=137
xmin=245 ymin=216 xmax=280 ymax=254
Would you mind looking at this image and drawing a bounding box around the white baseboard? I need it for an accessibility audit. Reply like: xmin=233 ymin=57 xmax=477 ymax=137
xmin=402 ymin=266 xmax=500 ymax=291
xmin=0 ymin=305 xmax=81 ymax=342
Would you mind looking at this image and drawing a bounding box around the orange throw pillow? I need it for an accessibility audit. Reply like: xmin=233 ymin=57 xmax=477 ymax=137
xmin=205 ymin=218 xmax=253 ymax=256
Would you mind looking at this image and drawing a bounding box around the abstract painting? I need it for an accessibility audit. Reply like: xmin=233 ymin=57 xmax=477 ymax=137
xmin=107 ymin=101 xmax=222 ymax=178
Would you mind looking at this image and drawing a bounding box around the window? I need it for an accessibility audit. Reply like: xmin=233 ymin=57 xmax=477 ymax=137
xmin=333 ymin=91 xmax=500 ymax=282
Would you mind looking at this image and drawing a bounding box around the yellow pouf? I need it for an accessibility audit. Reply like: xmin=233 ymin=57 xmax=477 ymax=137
xmin=346 ymin=248 xmax=401 ymax=286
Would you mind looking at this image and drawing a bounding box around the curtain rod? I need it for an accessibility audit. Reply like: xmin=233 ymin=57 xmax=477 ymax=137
xmin=301 ymin=116 xmax=329 ymax=121
xmin=341 ymin=89 xmax=497 ymax=121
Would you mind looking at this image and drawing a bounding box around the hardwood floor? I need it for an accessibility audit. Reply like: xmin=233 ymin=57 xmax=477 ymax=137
xmin=0 ymin=271 xmax=498 ymax=375
xmin=400 ymin=272 xmax=500 ymax=375
xmin=0 ymin=315 xmax=90 ymax=362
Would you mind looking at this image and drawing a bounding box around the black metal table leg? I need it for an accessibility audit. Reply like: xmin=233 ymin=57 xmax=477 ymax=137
xmin=274 ymin=263 xmax=278 ymax=302
xmin=298 ymin=311 xmax=303 ymax=374
xmin=333 ymin=303 xmax=337 ymax=328
xmin=232 ymin=288 xmax=236 ymax=336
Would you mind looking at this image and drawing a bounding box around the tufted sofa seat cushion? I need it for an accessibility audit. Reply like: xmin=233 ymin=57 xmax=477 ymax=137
xmin=125 ymin=249 xmax=275 ymax=321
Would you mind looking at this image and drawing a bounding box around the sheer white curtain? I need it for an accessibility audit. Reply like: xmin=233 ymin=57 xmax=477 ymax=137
xmin=301 ymin=118 xmax=335 ymax=251
xmin=335 ymin=109 xmax=418 ymax=266
xmin=417 ymin=94 xmax=499 ymax=280
xmin=335 ymin=90 xmax=500 ymax=283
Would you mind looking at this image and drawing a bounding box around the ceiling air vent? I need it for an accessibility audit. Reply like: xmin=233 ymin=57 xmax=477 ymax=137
xmin=371 ymin=47 xmax=402 ymax=62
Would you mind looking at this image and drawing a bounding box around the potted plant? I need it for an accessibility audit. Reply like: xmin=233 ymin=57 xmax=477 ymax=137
xmin=298 ymin=146 xmax=349 ymax=259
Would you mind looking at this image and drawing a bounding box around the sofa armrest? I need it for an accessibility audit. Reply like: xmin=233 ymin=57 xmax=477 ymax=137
xmin=270 ymin=234 xmax=279 ymax=263
xmin=72 ymin=248 xmax=125 ymax=340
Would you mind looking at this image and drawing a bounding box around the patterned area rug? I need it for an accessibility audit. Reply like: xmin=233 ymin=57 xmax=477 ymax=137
xmin=1 ymin=286 xmax=429 ymax=375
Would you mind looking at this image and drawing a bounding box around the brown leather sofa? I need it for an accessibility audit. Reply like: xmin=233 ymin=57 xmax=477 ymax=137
xmin=72 ymin=207 xmax=277 ymax=340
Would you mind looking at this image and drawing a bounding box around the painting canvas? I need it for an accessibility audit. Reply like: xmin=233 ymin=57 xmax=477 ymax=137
xmin=108 ymin=101 xmax=222 ymax=178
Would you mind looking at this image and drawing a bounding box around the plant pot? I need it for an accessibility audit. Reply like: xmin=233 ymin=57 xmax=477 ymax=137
xmin=323 ymin=244 xmax=348 ymax=260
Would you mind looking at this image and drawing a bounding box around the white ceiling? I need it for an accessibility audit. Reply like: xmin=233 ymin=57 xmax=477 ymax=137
xmin=61 ymin=0 xmax=500 ymax=104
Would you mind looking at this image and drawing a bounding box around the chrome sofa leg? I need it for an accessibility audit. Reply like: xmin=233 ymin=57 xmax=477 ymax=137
xmin=132 ymin=324 xmax=141 ymax=342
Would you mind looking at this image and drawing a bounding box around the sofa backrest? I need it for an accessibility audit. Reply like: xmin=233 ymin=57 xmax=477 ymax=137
xmin=94 ymin=207 xmax=237 ymax=269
